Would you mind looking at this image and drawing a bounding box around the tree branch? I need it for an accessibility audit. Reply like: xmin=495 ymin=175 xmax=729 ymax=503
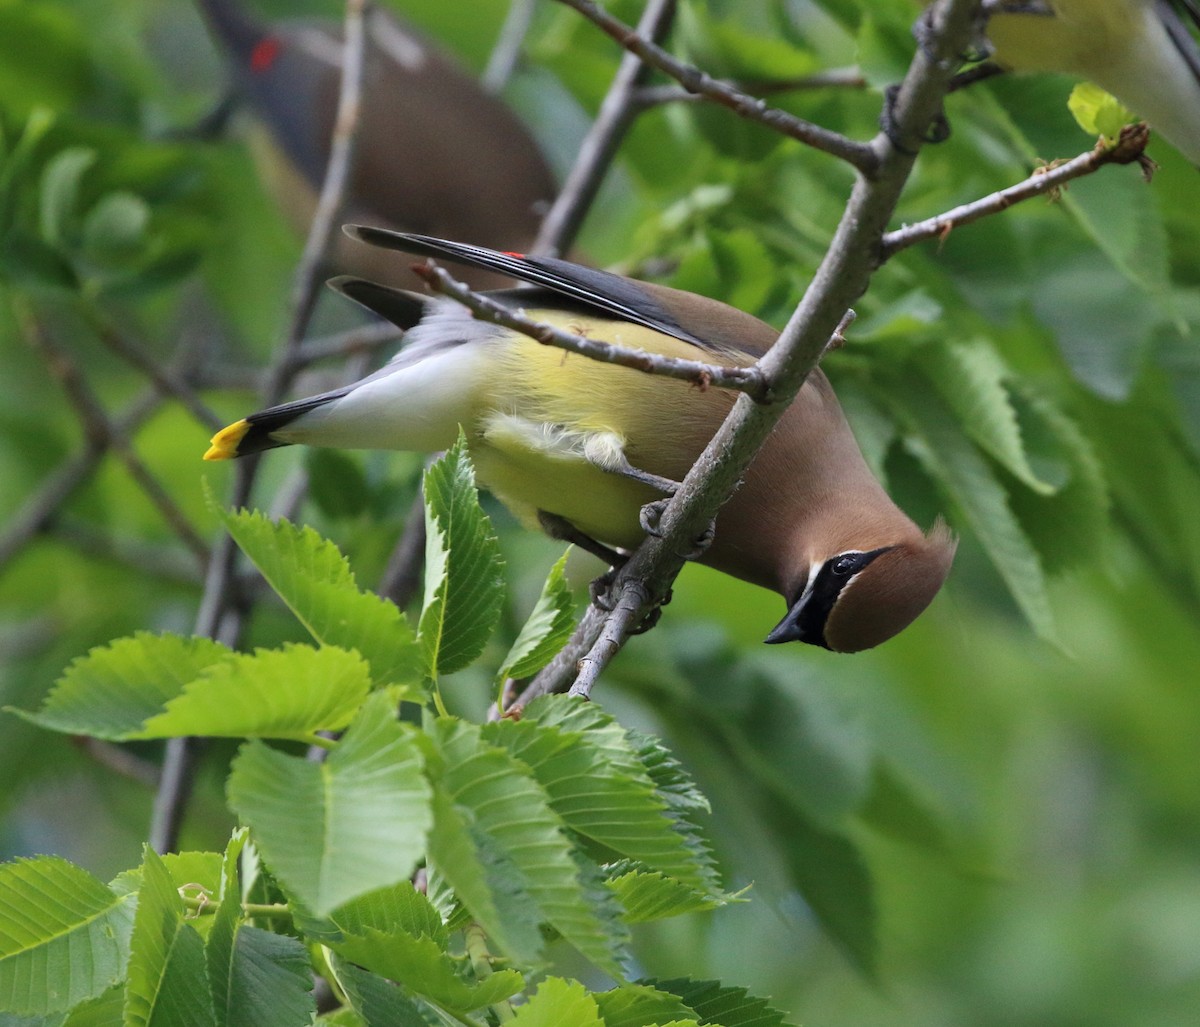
xmin=483 ymin=0 xmax=538 ymax=93
xmin=151 ymin=0 xmax=370 ymax=855
xmin=517 ymin=0 xmax=983 ymax=704
xmin=550 ymin=0 xmax=878 ymax=174
xmin=0 ymin=391 xmax=163 ymax=573
xmin=413 ymin=261 xmax=771 ymax=400
xmin=533 ymin=0 xmax=678 ymax=256
xmin=16 ymin=304 xmax=210 ymax=567
xmin=633 ymin=68 xmax=868 ymax=108
xmin=879 ymin=124 xmax=1153 ymax=260
xmin=84 ymin=307 xmax=224 ymax=431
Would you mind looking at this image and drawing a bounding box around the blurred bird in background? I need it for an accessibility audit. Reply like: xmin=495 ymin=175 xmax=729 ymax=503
xmin=193 ymin=0 xmax=557 ymax=286
xmin=205 ymin=230 xmax=957 ymax=653
xmin=984 ymin=0 xmax=1200 ymax=163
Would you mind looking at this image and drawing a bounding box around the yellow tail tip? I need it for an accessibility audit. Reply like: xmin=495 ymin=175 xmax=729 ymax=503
xmin=204 ymin=419 xmax=251 ymax=461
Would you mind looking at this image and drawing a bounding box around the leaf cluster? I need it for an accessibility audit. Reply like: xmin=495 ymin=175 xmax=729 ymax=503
xmin=0 ymin=438 xmax=782 ymax=1025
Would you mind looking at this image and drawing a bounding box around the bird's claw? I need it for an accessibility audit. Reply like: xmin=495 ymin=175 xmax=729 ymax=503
xmin=639 ymin=498 xmax=669 ymax=537
xmin=588 ymin=571 xmax=672 ymax=634
xmin=880 ymin=85 xmax=952 ymax=156
xmin=639 ymin=500 xmax=716 ymax=559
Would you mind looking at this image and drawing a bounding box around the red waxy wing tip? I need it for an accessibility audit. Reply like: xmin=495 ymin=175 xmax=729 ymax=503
xmin=250 ymin=36 xmax=282 ymax=74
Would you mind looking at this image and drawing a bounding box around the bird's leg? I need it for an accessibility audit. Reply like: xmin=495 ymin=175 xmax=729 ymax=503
xmin=596 ymin=452 xmax=681 ymax=497
xmin=948 ymin=61 xmax=1007 ymax=93
xmin=891 ymin=0 xmax=1046 ymax=150
xmin=588 ymin=448 xmax=713 ymax=558
xmin=536 ymin=509 xmax=670 ymax=634
xmin=537 ymin=511 xmax=627 ymax=567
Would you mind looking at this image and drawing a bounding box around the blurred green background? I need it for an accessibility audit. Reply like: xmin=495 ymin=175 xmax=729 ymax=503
xmin=2 ymin=0 xmax=1199 ymax=1023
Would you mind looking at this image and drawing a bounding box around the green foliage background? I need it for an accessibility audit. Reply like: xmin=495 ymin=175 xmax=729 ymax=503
xmin=2 ymin=0 xmax=1200 ymax=1023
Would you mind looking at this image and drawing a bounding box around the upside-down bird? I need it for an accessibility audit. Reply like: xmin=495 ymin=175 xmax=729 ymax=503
xmin=205 ymin=231 xmax=956 ymax=652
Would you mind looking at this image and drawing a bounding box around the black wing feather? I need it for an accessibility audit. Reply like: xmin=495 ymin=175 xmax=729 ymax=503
xmin=328 ymin=276 xmax=430 ymax=329
xmin=343 ymin=225 xmax=707 ymax=348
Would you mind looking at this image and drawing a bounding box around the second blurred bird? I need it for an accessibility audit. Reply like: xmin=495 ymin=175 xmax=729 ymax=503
xmin=194 ymin=0 xmax=557 ymax=286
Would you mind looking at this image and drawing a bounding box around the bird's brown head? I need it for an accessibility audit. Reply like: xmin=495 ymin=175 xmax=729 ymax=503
xmin=765 ymin=519 xmax=957 ymax=653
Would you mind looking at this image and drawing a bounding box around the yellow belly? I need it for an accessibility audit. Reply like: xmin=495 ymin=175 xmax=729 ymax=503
xmin=988 ymin=0 xmax=1142 ymax=77
xmin=468 ymin=313 xmax=745 ymax=548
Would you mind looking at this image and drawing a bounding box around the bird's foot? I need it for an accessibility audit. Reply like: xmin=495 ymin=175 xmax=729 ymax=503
xmin=881 ymin=84 xmax=952 ymax=156
xmin=911 ymin=3 xmax=989 ymax=69
xmin=589 ymin=568 xmax=672 ymax=633
xmin=639 ymin=499 xmax=716 ymax=559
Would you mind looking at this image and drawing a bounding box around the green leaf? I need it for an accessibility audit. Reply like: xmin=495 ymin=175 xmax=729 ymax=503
xmin=59 ymin=984 xmax=125 ymax=1026
xmin=207 ymin=927 xmax=312 ymax=1027
xmin=857 ymin=761 xmax=951 ymax=856
xmin=332 ymin=881 xmax=446 ymax=945
xmin=134 ymin=644 xmax=370 ymax=740
xmin=418 ymin=433 xmax=505 ymax=678
xmin=496 ymin=551 xmax=576 ymax=684
xmin=429 ymin=718 xmax=627 ymax=974
xmin=1067 ymin=82 xmax=1133 ymax=141
xmin=218 ymin=504 xmax=421 ymax=689
xmin=38 ymin=147 xmax=94 ymax=249
xmin=605 ymin=867 xmax=730 ymax=924
xmin=509 ymin=978 xmax=603 ymax=1027
xmin=81 ymin=191 xmax=150 ymax=259
xmin=331 ymin=960 xmax=444 ymax=1027
xmin=331 ymin=926 xmax=523 ymax=1014
xmin=227 ymin=691 xmax=432 ymax=917
xmin=0 ymin=857 xmax=135 ymax=1015
xmin=486 ymin=697 xmax=718 ymax=892
xmin=594 ymin=983 xmax=700 ymax=1027
xmin=124 ymin=848 xmax=216 ymax=1027
xmin=648 ymin=977 xmax=795 ymax=1027
xmin=206 ymin=831 xmax=316 ymax=1027
xmin=766 ymin=798 xmax=878 ymax=978
xmin=917 ymin=340 xmax=1056 ymax=495
xmin=1004 ymin=384 xmax=1109 ymax=573
xmin=10 ymin=633 xmax=232 ymax=739
xmin=424 ymin=785 xmax=544 ymax=967
xmin=883 ymin=378 xmax=1058 ymax=643
xmin=305 ymin=449 xmax=370 ymax=520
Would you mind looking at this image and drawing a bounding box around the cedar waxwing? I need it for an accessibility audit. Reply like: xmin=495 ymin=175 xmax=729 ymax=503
xmin=985 ymin=0 xmax=1200 ymax=163
xmin=205 ymin=231 xmax=956 ymax=652
xmin=193 ymin=0 xmax=557 ymax=287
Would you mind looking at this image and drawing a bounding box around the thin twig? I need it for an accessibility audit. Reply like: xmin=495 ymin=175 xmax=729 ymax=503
xmin=551 ymin=0 xmax=878 ymax=174
xmin=377 ymin=482 xmax=429 ymax=610
xmin=74 ymin=737 xmax=161 ymax=789
xmin=634 ymin=68 xmax=868 ymax=107
xmin=879 ymin=124 xmax=1153 ymax=259
xmin=85 ymin=307 xmax=224 ymax=431
xmin=0 ymin=391 xmax=166 ymax=576
xmin=568 ymin=578 xmax=650 ymax=700
xmin=289 ymin=320 xmax=403 ymax=370
xmin=413 ymin=262 xmax=771 ymax=400
xmin=274 ymin=0 xmax=370 ymax=378
xmin=483 ymin=0 xmax=538 ymax=93
xmin=518 ymin=0 xmax=983 ymax=703
xmin=150 ymin=0 xmax=371 ymax=855
xmin=54 ymin=519 xmax=202 ymax=586
xmin=16 ymin=305 xmax=210 ymax=567
xmin=533 ymin=0 xmax=678 ymax=256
